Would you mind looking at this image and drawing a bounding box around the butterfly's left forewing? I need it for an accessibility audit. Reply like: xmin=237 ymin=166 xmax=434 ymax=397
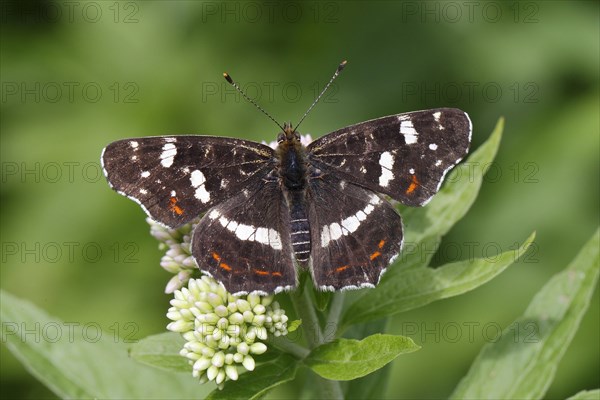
xmin=102 ymin=136 xmax=275 ymax=228
xmin=307 ymin=108 xmax=471 ymax=206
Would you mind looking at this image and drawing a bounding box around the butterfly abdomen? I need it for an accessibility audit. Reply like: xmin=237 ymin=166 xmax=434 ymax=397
xmin=288 ymin=190 xmax=311 ymax=266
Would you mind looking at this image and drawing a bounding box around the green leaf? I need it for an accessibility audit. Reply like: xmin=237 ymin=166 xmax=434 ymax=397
xmin=287 ymin=319 xmax=302 ymax=333
xmin=402 ymin=117 xmax=504 ymax=246
xmin=304 ymin=334 xmax=420 ymax=381
xmin=567 ymin=389 xmax=600 ymax=400
xmin=341 ymin=232 xmax=535 ymax=328
xmin=129 ymin=332 xmax=190 ymax=373
xmin=451 ymin=229 xmax=600 ymax=400
xmin=205 ymin=352 xmax=299 ymax=400
xmin=344 ymin=318 xmax=392 ymax=399
xmin=0 ymin=290 xmax=210 ymax=399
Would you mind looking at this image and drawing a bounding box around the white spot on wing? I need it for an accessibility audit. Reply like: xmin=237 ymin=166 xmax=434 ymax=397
xmin=433 ymin=111 xmax=441 ymax=122
xmin=129 ymin=141 xmax=139 ymax=149
xmin=190 ymin=169 xmax=210 ymax=203
xmin=329 ymin=223 xmax=343 ymax=241
xmin=235 ymin=224 xmax=253 ymax=240
xmin=139 ymin=188 xmax=147 ymax=194
xmin=429 ymin=143 xmax=438 ymax=150
xmin=160 ymin=143 xmax=177 ymax=168
xmin=378 ymin=151 xmax=394 ymax=187
xmin=409 ymin=168 xmax=415 ymax=174
xmin=208 ymin=210 xmax=220 ymax=219
xmin=341 ymin=215 xmax=360 ymax=233
xmin=435 ymin=160 xmax=442 ymax=166
xmin=320 ymin=197 xmax=380 ymax=247
xmin=141 ymin=171 xmax=150 ymax=178
xmin=255 ymin=227 xmax=269 ymax=243
xmin=320 ymin=225 xmax=331 ymax=248
xmin=217 ymin=218 xmax=282 ymax=250
xmin=400 ymin=120 xmax=418 ymax=144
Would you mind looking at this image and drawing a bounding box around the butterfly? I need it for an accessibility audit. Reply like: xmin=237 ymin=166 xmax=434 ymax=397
xmin=101 ymin=62 xmax=471 ymax=295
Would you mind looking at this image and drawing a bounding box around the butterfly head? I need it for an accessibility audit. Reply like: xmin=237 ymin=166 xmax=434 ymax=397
xmin=276 ymin=122 xmax=301 ymax=145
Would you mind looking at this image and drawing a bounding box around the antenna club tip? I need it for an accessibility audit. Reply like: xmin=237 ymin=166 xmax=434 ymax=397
xmin=223 ymin=72 xmax=233 ymax=84
xmin=338 ymin=60 xmax=348 ymax=71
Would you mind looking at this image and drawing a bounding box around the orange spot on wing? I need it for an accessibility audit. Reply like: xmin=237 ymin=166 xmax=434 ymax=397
xmin=370 ymin=251 xmax=382 ymax=260
xmin=253 ymin=269 xmax=269 ymax=276
xmin=272 ymin=272 xmax=282 ymax=277
xmin=219 ymin=262 xmax=232 ymax=271
xmin=378 ymin=240 xmax=385 ymax=249
xmin=169 ymin=197 xmax=184 ymax=215
xmin=406 ymin=175 xmax=419 ymax=195
xmin=335 ymin=265 xmax=349 ymax=273
xmin=212 ymin=252 xmax=221 ymax=262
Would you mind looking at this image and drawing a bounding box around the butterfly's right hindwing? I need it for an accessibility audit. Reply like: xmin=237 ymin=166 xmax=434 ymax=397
xmin=101 ymin=136 xmax=275 ymax=228
xmin=191 ymin=179 xmax=296 ymax=295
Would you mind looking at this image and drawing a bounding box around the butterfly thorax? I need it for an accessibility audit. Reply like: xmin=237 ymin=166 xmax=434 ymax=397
xmin=275 ymin=125 xmax=307 ymax=191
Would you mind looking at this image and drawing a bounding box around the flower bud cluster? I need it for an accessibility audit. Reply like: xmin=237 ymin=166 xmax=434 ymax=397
xmin=148 ymin=218 xmax=198 ymax=293
xmin=167 ymin=276 xmax=288 ymax=388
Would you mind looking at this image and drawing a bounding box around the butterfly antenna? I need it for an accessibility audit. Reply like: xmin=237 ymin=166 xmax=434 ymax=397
xmin=294 ymin=60 xmax=347 ymax=133
xmin=223 ymin=72 xmax=285 ymax=132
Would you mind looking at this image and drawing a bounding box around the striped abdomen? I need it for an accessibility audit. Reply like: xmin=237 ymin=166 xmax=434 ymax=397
xmin=288 ymin=191 xmax=311 ymax=266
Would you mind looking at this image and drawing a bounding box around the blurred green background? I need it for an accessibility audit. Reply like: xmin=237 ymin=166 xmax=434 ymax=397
xmin=1 ymin=1 xmax=598 ymax=399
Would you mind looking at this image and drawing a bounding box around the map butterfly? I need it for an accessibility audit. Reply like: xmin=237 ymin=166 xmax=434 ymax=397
xmin=101 ymin=61 xmax=472 ymax=294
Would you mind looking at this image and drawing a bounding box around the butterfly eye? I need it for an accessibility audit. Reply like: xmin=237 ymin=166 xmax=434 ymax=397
xmin=277 ymin=133 xmax=285 ymax=143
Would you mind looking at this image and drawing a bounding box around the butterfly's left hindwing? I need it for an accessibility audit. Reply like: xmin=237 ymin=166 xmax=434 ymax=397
xmin=102 ymin=136 xmax=275 ymax=228
xmin=306 ymin=174 xmax=403 ymax=290
xmin=307 ymin=108 xmax=471 ymax=206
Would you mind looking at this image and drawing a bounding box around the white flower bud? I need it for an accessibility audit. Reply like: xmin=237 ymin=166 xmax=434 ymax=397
xmin=206 ymin=365 xmax=219 ymax=381
xmin=252 ymin=314 xmax=266 ymax=326
xmin=247 ymin=293 xmax=261 ymax=308
xmin=261 ymin=296 xmax=274 ymax=307
xmin=253 ymin=304 xmax=266 ymax=315
xmin=207 ymin=293 xmax=224 ymax=308
xmin=237 ymin=342 xmax=249 ymax=355
xmin=216 ymin=370 xmax=226 ymax=385
xmin=214 ymin=305 xmax=229 ymax=318
xmin=233 ymin=353 xmax=243 ymax=363
xmin=243 ymin=311 xmax=254 ymax=323
xmin=193 ymin=357 xmax=211 ymax=372
xmin=228 ymin=312 xmax=244 ymax=325
xmin=225 ymin=365 xmax=239 ymax=381
xmin=236 ymin=299 xmax=251 ymax=313
xmin=212 ymin=351 xmax=225 ymax=367
xmin=242 ymin=355 xmax=255 ymax=371
xmin=250 ymin=342 xmax=267 ymax=354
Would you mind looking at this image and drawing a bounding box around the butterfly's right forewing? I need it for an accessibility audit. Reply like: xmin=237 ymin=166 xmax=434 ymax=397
xmin=102 ymin=136 xmax=275 ymax=228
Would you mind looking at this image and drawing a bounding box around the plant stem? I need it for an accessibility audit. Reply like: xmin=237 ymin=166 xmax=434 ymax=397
xmin=314 ymin=373 xmax=345 ymax=399
xmin=290 ymin=283 xmax=344 ymax=399
xmin=291 ymin=283 xmax=322 ymax=348
xmin=271 ymin=336 xmax=310 ymax=359
xmin=326 ymin=292 xmax=345 ymax=338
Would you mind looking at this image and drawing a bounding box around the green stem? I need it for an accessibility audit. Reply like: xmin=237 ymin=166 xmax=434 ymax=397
xmin=291 ymin=283 xmax=323 ymax=348
xmin=271 ymin=336 xmax=310 ymax=359
xmin=326 ymin=292 xmax=345 ymax=338
xmin=290 ymin=283 xmax=344 ymax=399
xmin=314 ymin=373 xmax=345 ymax=399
